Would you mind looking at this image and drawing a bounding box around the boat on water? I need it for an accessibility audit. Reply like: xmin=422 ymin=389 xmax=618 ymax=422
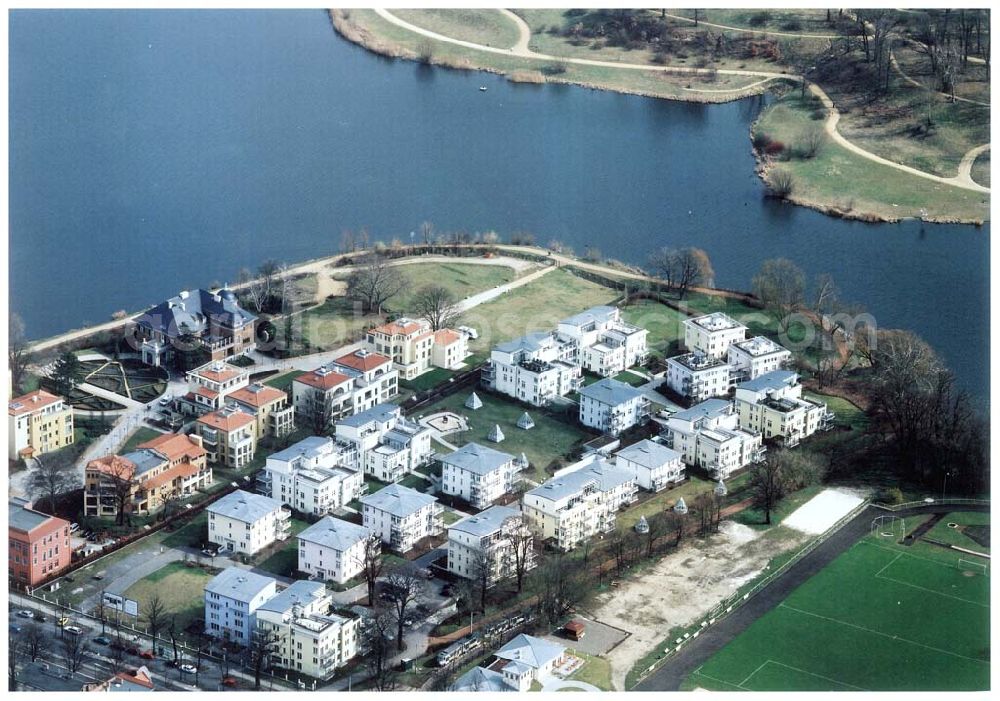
xmin=479 ymin=86 xmax=487 ymax=92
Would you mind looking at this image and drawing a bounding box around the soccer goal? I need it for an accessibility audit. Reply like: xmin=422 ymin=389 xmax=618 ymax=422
xmin=870 ymin=515 xmax=906 ymax=539
xmin=958 ymin=558 xmax=989 ymax=577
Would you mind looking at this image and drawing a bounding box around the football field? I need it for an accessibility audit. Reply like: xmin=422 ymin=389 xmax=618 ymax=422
xmin=683 ymin=513 xmax=990 ymax=692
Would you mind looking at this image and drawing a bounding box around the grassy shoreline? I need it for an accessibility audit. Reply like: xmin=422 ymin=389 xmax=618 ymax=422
xmin=330 ymin=8 xmax=989 ymax=226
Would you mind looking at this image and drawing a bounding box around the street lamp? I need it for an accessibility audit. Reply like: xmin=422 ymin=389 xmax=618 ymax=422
xmin=942 ymin=471 xmax=952 ymax=501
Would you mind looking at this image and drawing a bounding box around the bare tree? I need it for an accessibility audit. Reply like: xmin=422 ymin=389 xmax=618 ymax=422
xmin=752 ymin=258 xmax=806 ymax=333
xmin=9 ymin=313 xmax=31 ymax=395
xmin=532 ymin=552 xmax=586 ymax=625
xmin=364 ymin=605 xmax=398 ymax=691
xmin=509 ymin=526 xmax=535 ymax=593
xmin=109 ymin=638 xmax=128 ymax=673
xmin=666 ymin=510 xmax=687 ymax=548
xmin=749 ymin=453 xmax=787 ymax=525
xmin=674 ymin=248 xmax=714 ymax=299
xmin=23 ymin=623 xmax=48 ymax=662
xmin=648 ymin=247 xmax=679 ymax=289
xmin=412 ymin=285 xmax=461 ymax=331
xmin=469 ymin=547 xmax=497 ymax=613
xmin=800 ymin=127 xmax=826 ymax=159
xmin=645 ymin=511 xmax=668 ymax=557
xmin=247 ymin=627 xmax=279 ymax=690
xmin=144 ymin=593 xmax=166 ymax=647
xmin=28 ymin=451 xmax=75 ymax=514
xmin=383 ymin=563 xmax=423 ymax=651
xmin=360 ymin=533 xmax=383 ymax=605
xmin=9 ymin=638 xmax=22 ymax=691
xmin=419 ymin=221 xmax=434 ymax=244
xmin=166 ymin=615 xmax=181 ymax=666
xmin=258 ymin=260 xmax=280 ymax=297
xmin=346 ymin=255 xmax=407 ymax=314
xmin=60 ymin=634 xmax=89 ymax=673
xmin=103 ymin=459 xmax=139 ymax=526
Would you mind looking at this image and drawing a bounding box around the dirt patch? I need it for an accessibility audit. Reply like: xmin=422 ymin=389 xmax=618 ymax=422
xmin=588 ymin=522 xmax=807 ymax=690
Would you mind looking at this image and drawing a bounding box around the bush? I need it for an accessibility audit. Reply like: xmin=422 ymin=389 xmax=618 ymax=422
xmin=111 ymin=310 xmax=128 ymax=321
xmin=763 ymin=140 xmax=786 ymax=155
xmin=878 ymin=486 xmax=905 ymax=505
xmin=541 ymin=62 xmax=568 ymax=76
xmin=416 ymin=40 xmax=434 ymax=64
xmin=781 ymin=19 xmax=803 ymax=31
xmin=752 ymin=132 xmax=772 ymax=150
xmin=769 ymin=169 xmax=795 ymax=198
xmin=748 ymin=11 xmax=769 ymax=27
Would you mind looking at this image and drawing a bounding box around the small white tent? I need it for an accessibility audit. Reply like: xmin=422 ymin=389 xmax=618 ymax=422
xmin=465 ymin=392 xmax=483 ymax=410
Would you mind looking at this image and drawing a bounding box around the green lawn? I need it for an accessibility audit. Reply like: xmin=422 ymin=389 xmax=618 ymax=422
xmin=119 ymin=427 xmax=166 ymax=453
xmin=620 ymin=300 xmax=686 ymax=357
xmin=732 ymin=483 xmax=826 ymax=530
xmin=161 ymin=512 xmax=208 ymax=549
xmin=803 ymin=392 xmax=867 ymax=431
xmin=400 ymin=367 xmax=456 ymax=393
xmin=254 ymin=518 xmax=312 ymax=577
xmin=295 ymin=297 xmax=379 ymax=354
xmin=617 ymin=476 xmax=714 ymax=532
xmin=263 ymin=370 xmax=305 ymax=391
xmin=924 ymin=512 xmax=990 ymax=553
xmin=567 ymin=649 xmax=613 ymax=690
xmin=459 ymin=268 xmax=620 ymax=358
xmin=755 ymin=92 xmax=990 ymax=223
xmin=393 ymin=9 xmax=523 ymax=50
xmin=683 ymin=523 xmax=990 ymax=691
xmin=613 ymin=370 xmax=650 ymax=387
xmin=124 ymin=561 xmax=215 ymax=636
xmin=441 ymin=509 xmax=463 ymax=526
xmin=412 ymin=390 xmax=593 ymax=483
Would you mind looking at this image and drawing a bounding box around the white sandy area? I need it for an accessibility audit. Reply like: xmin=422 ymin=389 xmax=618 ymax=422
xmin=783 ymin=488 xmax=864 ymax=535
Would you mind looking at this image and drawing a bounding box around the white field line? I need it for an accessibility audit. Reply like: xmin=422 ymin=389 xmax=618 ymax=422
xmin=762 ymin=659 xmax=868 ymax=691
xmin=861 ymin=539 xmax=982 ymax=574
xmin=690 ymin=668 xmax=747 ymax=691
xmin=737 ymin=660 xmax=769 ymax=688
xmin=874 ymin=571 xmax=990 ymax=608
xmin=778 ymin=603 xmax=989 ymax=666
xmin=874 ymin=552 xmax=903 ymax=578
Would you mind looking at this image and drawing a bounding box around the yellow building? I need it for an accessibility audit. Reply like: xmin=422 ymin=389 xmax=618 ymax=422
xmin=228 ymin=383 xmax=295 ymax=439
xmin=196 ymin=406 xmax=257 ymax=469
xmin=8 ymin=390 xmax=74 ymax=461
xmin=364 ymin=318 xmax=434 ymax=380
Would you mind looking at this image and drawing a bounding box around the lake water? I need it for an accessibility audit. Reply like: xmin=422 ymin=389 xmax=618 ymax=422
xmin=8 ymin=10 xmax=989 ymax=399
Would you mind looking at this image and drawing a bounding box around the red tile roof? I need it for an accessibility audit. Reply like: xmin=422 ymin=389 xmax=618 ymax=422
xmin=229 ymin=383 xmax=286 ymax=408
xmin=294 ymin=368 xmax=352 ymax=391
xmin=372 ymin=319 xmax=428 ymax=337
xmin=86 ymin=454 xmax=137 ymax=480
xmin=333 ymin=350 xmax=391 ymax=373
xmin=9 ymin=389 xmax=65 ymax=416
xmin=191 ymin=363 xmax=245 ymax=383
xmin=139 ymin=433 xmax=207 ymax=463
xmin=197 ymin=408 xmax=254 ymax=432
xmin=142 ymin=461 xmax=202 ymax=491
xmin=434 ymin=329 xmax=463 ymax=346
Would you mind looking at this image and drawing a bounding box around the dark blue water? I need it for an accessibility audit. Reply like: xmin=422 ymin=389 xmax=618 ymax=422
xmin=9 ymin=10 xmax=989 ymax=399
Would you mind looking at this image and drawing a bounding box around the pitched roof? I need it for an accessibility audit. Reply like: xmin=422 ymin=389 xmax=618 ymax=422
xmin=615 ymin=439 xmax=681 ymax=469
xmin=337 ymin=402 xmax=400 ymax=428
xmin=205 ymin=567 xmax=275 ymax=602
xmin=451 ymin=666 xmax=510 ymax=692
xmin=135 ymin=288 xmax=256 ymax=339
xmin=737 ymin=370 xmax=799 ymax=393
xmin=294 ymin=366 xmax=352 ymax=391
xmin=333 ymin=349 xmax=391 ymax=373
xmin=434 ymin=328 xmax=463 ymax=345
xmin=256 ymin=580 xmax=327 ymax=615
xmin=139 ymin=432 xmax=206 ymax=463
xmin=560 ymin=305 xmax=617 ymax=328
xmin=298 ymin=516 xmax=370 ymax=552
xmin=8 ymin=499 xmax=66 ymax=533
xmin=86 ymin=454 xmax=138 ymax=480
xmin=495 ymin=634 xmax=565 ymax=670
xmin=527 ymin=458 xmax=634 ymax=502
xmin=190 ymin=362 xmax=245 ymax=383
xmin=268 ymin=436 xmax=336 ymax=464
xmin=140 ymin=461 xmax=202 ymax=491
xmin=442 ymin=442 xmax=514 ymax=476
xmin=372 ymin=318 xmax=429 ymax=337
xmin=207 ymin=490 xmax=282 ymax=523
xmin=120 ymin=449 xmax=166 ymax=477
xmin=578 ymin=377 xmax=644 ymax=406
xmin=8 ymin=389 xmax=64 ymax=416
xmin=229 ymin=383 xmax=286 ymax=408
xmin=449 ymin=505 xmax=520 ymax=537
xmin=360 ymin=483 xmax=437 ymax=518
xmin=494 ymin=331 xmax=552 ymax=355
xmin=114 ymin=665 xmax=155 ymax=690
xmin=197 ymin=406 xmax=255 ymax=432
xmin=669 ymin=398 xmax=732 ymax=423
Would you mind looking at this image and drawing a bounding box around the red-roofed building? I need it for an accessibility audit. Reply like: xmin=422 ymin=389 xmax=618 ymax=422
xmin=195 ymin=406 xmax=257 ymax=469
xmin=9 ymin=498 xmax=72 ymax=587
xmin=228 ymin=383 xmax=294 ymax=438
xmin=83 ymin=434 xmax=211 ymax=519
xmin=432 ymin=328 xmax=469 ymax=370
xmin=292 ymin=350 xmax=398 ymax=432
xmin=364 ymin=317 xmax=434 ymax=380
xmin=84 ymin=665 xmax=155 ymax=692
xmin=8 ymin=389 xmax=74 ymax=461
xmin=177 ymin=360 xmax=251 ymax=417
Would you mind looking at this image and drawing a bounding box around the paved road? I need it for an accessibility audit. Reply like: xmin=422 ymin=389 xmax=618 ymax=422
xmin=634 ymin=502 xmax=990 ymax=690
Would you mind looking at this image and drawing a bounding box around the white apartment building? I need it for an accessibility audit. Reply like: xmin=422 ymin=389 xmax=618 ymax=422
xmin=614 ymin=439 xmax=685 ymax=492
xmin=255 ymin=580 xmax=361 ymax=679
xmin=207 ymin=489 xmax=290 ymax=555
xmin=664 ymin=352 xmax=733 ymax=402
xmin=578 ymin=378 xmax=650 ymax=435
xmin=734 ymin=371 xmax=832 ymax=447
xmin=663 ymin=398 xmax=764 ymax=480
xmin=441 ymin=442 xmax=521 ymax=509
xmin=360 ymin=483 xmax=443 ymax=553
xmin=258 ymin=436 xmax=363 ymax=516
xmin=432 ymin=329 xmax=469 ymax=370
xmin=683 ymin=312 xmax=748 ymax=360
xmin=728 ymin=336 xmax=792 ymax=382
xmin=297 ymin=516 xmax=373 ymax=584
xmin=482 ymin=332 xmax=581 ymax=407
xmin=447 ymin=505 xmax=535 ymax=584
xmin=452 ymin=635 xmax=567 ymax=693
xmin=334 ymin=403 xmax=433 ymax=483
xmin=204 ymin=567 xmax=277 ymax=646
xmin=556 ymin=306 xmax=649 ymax=377
xmin=522 ymin=456 xmax=637 ymax=551
xmin=292 ymin=350 xmax=399 ymax=431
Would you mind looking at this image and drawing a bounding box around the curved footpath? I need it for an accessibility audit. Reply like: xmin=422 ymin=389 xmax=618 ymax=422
xmin=371 ymin=9 xmax=989 ymax=195
xmin=634 ymin=501 xmax=990 ymax=691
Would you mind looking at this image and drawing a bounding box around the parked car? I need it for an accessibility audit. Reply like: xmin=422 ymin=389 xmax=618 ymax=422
xmin=64 ymin=626 xmax=84 ymax=636
xmin=93 ymin=636 xmax=112 ymax=646
xmin=159 ymin=395 xmax=173 ymax=406
xmin=221 ymin=677 xmax=238 ymax=688
xmin=179 ymin=663 xmax=197 ymax=674
xmin=201 ymin=547 xmax=219 ymax=557
xmin=56 ymin=617 xmax=69 ymax=627
xmin=139 ymin=650 xmax=155 ymax=660
xmin=16 ymin=610 xmax=34 ymax=619
xmin=69 ymin=523 xmax=80 ymax=533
